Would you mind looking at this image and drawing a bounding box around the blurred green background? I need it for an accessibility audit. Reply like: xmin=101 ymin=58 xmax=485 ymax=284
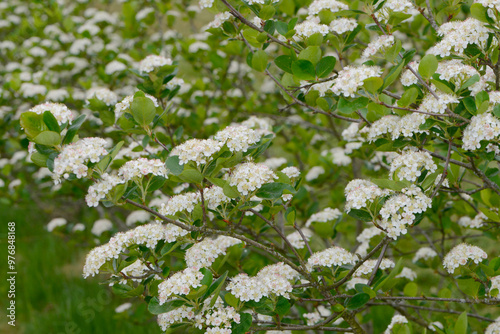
xmin=0 ymin=203 xmax=159 ymax=334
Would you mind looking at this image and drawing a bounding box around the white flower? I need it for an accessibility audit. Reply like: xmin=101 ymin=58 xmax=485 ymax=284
xmin=105 ymin=60 xmax=127 ymax=75
xmin=413 ymin=247 xmax=438 ymax=262
xmin=305 ymin=166 xmax=325 ymax=181
xmin=47 ymin=218 xmax=67 ymax=232
xmin=29 ymin=102 xmax=74 ymax=125
xmin=396 ymin=267 xmax=417 ymax=281
xmin=307 ymin=0 xmax=348 ymax=15
xmin=361 ymin=35 xmax=395 ymax=61
xmin=462 ymin=113 xmax=500 ymax=151
xmin=91 ymin=218 xmax=113 ymax=236
xmin=126 ymin=211 xmax=151 ymax=226
xmin=185 ymin=236 xmax=242 ymax=267
xmin=86 ymin=87 xmax=118 ymax=106
xmin=214 ymin=125 xmax=261 ymax=152
xmin=171 ymin=139 xmax=223 ymax=166
xmin=443 ymin=243 xmax=487 ymax=273
xmin=138 ymin=55 xmax=173 ymax=74
xmin=389 ymin=147 xmax=437 ymax=182
xmin=346 ymin=277 xmax=368 ymax=290
xmin=384 ymin=315 xmax=408 ymax=333
xmin=159 ymin=192 xmax=200 ymax=217
xmin=228 ymin=162 xmax=277 ymax=196
xmin=115 ymin=303 xmax=132 ymax=313
xmin=329 ymin=18 xmax=358 ymax=34
xmin=458 ymin=212 xmax=487 ymax=229
xmin=295 ymin=17 xmax=330 ymax=38
xmin=354 ymin=259 xmax=395 ymax=277
xmin=345 ymin=179 xmax=390 ymax=212
xmin=158 ymin=267 xmax=204 ymax=303
xmin=306 ymin=208 xmax=342 ymax=227
xmin=306 ymin=246 xmax=356 ymax=271
xmin=287 ymin=228 xmax=313 ymax=248
xmin=331 ymin=65 xmax=382 ymax=98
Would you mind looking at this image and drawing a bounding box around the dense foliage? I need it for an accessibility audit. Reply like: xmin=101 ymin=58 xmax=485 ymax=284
xmin=4 ymin=0 xmax=500 ymax=332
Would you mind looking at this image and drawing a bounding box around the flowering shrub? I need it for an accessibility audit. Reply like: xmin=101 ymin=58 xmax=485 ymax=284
xmin=6 ymin=0 xmax=500 ymax=332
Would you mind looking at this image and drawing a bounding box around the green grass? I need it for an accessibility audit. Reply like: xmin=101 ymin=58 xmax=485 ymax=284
xmin=0 ymin=203 xmax=159 ymax=334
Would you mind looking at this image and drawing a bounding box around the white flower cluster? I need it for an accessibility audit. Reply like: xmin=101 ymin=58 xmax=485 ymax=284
xmin=384 ymin=315 xmax=408 ymax=334
xmin=436 ymin=59 xmax=479 ymax=87
xmin=91 ymin=218 xmax=112 ymax=236
xmin=241 ymin=116 xmax=274 ymax=136
xmin=306 ymin=246 xmax=356 ymax=271
xmin=307 ymin=0 xmax=348 ymax=15
xmin=287 ymin=228 xmax=313 ymax=248
xmin=475 ymin=0 xmax=500 ymax=11
xmin=443 ymin=243 xmax=488 ymax=273
xmin=379 ymin=185 xmax=432 ymax=239
xmin=356 ymin=227 xmax=383 ymax=257
xmin=305 ymin=207 xmax=342 ymax=227
xmin=375 ymin=0 xmax=417 ymax=22
xmin=86 ymin=173 xmax=123 ymax=207
xmin=401 ymin=61 xmax=419 ymax=86
xmin=345 ymin=179 xmax=390 ymax=212
xmin=126 ymin=210 xmax=150 ymax=226
xmin=354 ymin=258 xmax=395 ymax=277
xmin=305 ymin=166 xmax=325 ymax=181
xmin=138 ymin=55 xmax=173 ymax=74
xmin=214 ymin=125 xmax=261 ymax=152
xmin=281 ymin=166 xmax=301 ymax=179
xmin=157 ymin=297 xmax=240 ymax=332
xmin=294 ymin=17 xmax=330 ymax=38
xmin=486 ymin=318 xmax=500 ymax=334
xmin=29 ymin=102 xmax=74 ymax=125
xmin=158 ymin=267 xmax=204 ymax=303
xmin=430 ymin=18 xmax=491 ymax=57
xmin=331 ymin=65 xmax=382 ymax=98
xmin=171 ymin=139 xmax=223 ymax=166
xmin=47 ymin=217 xmax=67 ymax=232
xmin=389 ymin=148 xmax=437 ymax=182
xmin=119 ymin=158 xmax=168 ymax=180
xmin=159 ymin=192 xmax=200 ymax=217
xmin=205 ymin=12 xmax=232 ymax=29
xmin=303 ymin=305 xmax=331 ymax=325
xmin=204 ymin=185 xmax=231 ymax=210
xmin=227 ymin=263 xmax=298 ymax=302
xmin=329 ymin=18 xmax=358 ymax=34
xmin=458 ymin=212 xmax=487 ymax=229
xmin=53 ymin=137 xmax=109 ymax=183
xmin=462 ymin=113 xmax=500 ymax=150
xmin=395 ymin=267 xmax=417 ymax=281
xmin=365 ymin=115 xmax=400 ymax=142
xmin=114 ymin=93 xmax=159 ymax=119
xmin=185 ymin=236 xmax=241 ymax=267
xmin=361 ymin=35 xmax=395 ymax=61
xmin=323 ymin=147 xmax=352 ymax=166
xmin=419 ymin=91 xmax=459 ymax=115
xmin=228 ymin=162 xmax=277 ymax=196
xmin=413 ymin=247 xmax=438 ymax=262
xmin=199 ymin=0 xmax=214 ymax=9
xmin=86 ymin=87 xmax=118 ymax=106
xmin=83 ymin=223 xmax=187 ymax=278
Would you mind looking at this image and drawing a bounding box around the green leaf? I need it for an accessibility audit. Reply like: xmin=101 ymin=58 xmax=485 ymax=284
xmin=20 ymin=112 xmax=46 ymax=138
xmin=337 ymin=97 xmax=369 ymax=114
xmin=346 ymin=293 xmax=370 ymax=310
xmin=33 ymin=131 xmax=61 ymax=146
xmin=430 ymin=79 xmax=454 ymax=94
xmin=397 ymin=87 xmax=418 ymax=107
xmin=62 ymin=115 xmax=86 ymax=145
xmin=224 ymin=292 xmax=239 ymax=308
xmin=275 ymin=55 xmax=293 ymax=73
xmin=131 ymin=96 xmax=156 ymax=127
xmin=403 ymin=282 xmax=418 ymax=297
xmin=31 ymin=152 xmax=48 ymax=167
xmin=316 ymin=56 xmax=336 ymax=78
xmin=371 ymin=179 xmax=411 ymax=191
xmin=418 ymin=54 xmax=438 ymax=79
xmin=259 ymin=5 xmax=275 ymax=20
xmin=291 ymin=59 xmax=316 ymax=80
xmin=251 ymin=50 xmax=268 ymax=72
xmin=298 ymin=46 xmax=321 ymax=65
xmin=363 ymin=77 xmax=383 ymax=94
xmin=179 ymin=168 xmax=204 ymax=184
xmin=275 ymin=297 xmax=291 ymax=316
xmin=383 ymin=61 xmax=405 ymax=89
xmin=232 ymin=313 xmax=252 ymax=334
xmin=147 ymin=176 xmax=167 ymax=192
xmin=285 ymin=207 xmax=296 ymax=225
xmin=470 ymin=3 xmax=491 ymax=23
xmin=166 ymin=155 xmax=184 ymax=175
xmin=376 ymin=257 xmax=403 ymax=291
xmin=148 ymin=297 xmax=185 ymax=315
xmin=255 ymin=182 xmax=296 ymax=199
xmin=223 ymin=183 xmax=240 ymax=198
xmin=454 ymin=311 xmax=468 ymax=334
xmin=347 ymin=209 xmax=372 ymax=222
xmin=307 ymin=33 xmax=323 ymax=46
xmin=205 ymin=271 xmax=228 ymax=308
xmin=43 ymin=111 xmax=61 ymax=133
